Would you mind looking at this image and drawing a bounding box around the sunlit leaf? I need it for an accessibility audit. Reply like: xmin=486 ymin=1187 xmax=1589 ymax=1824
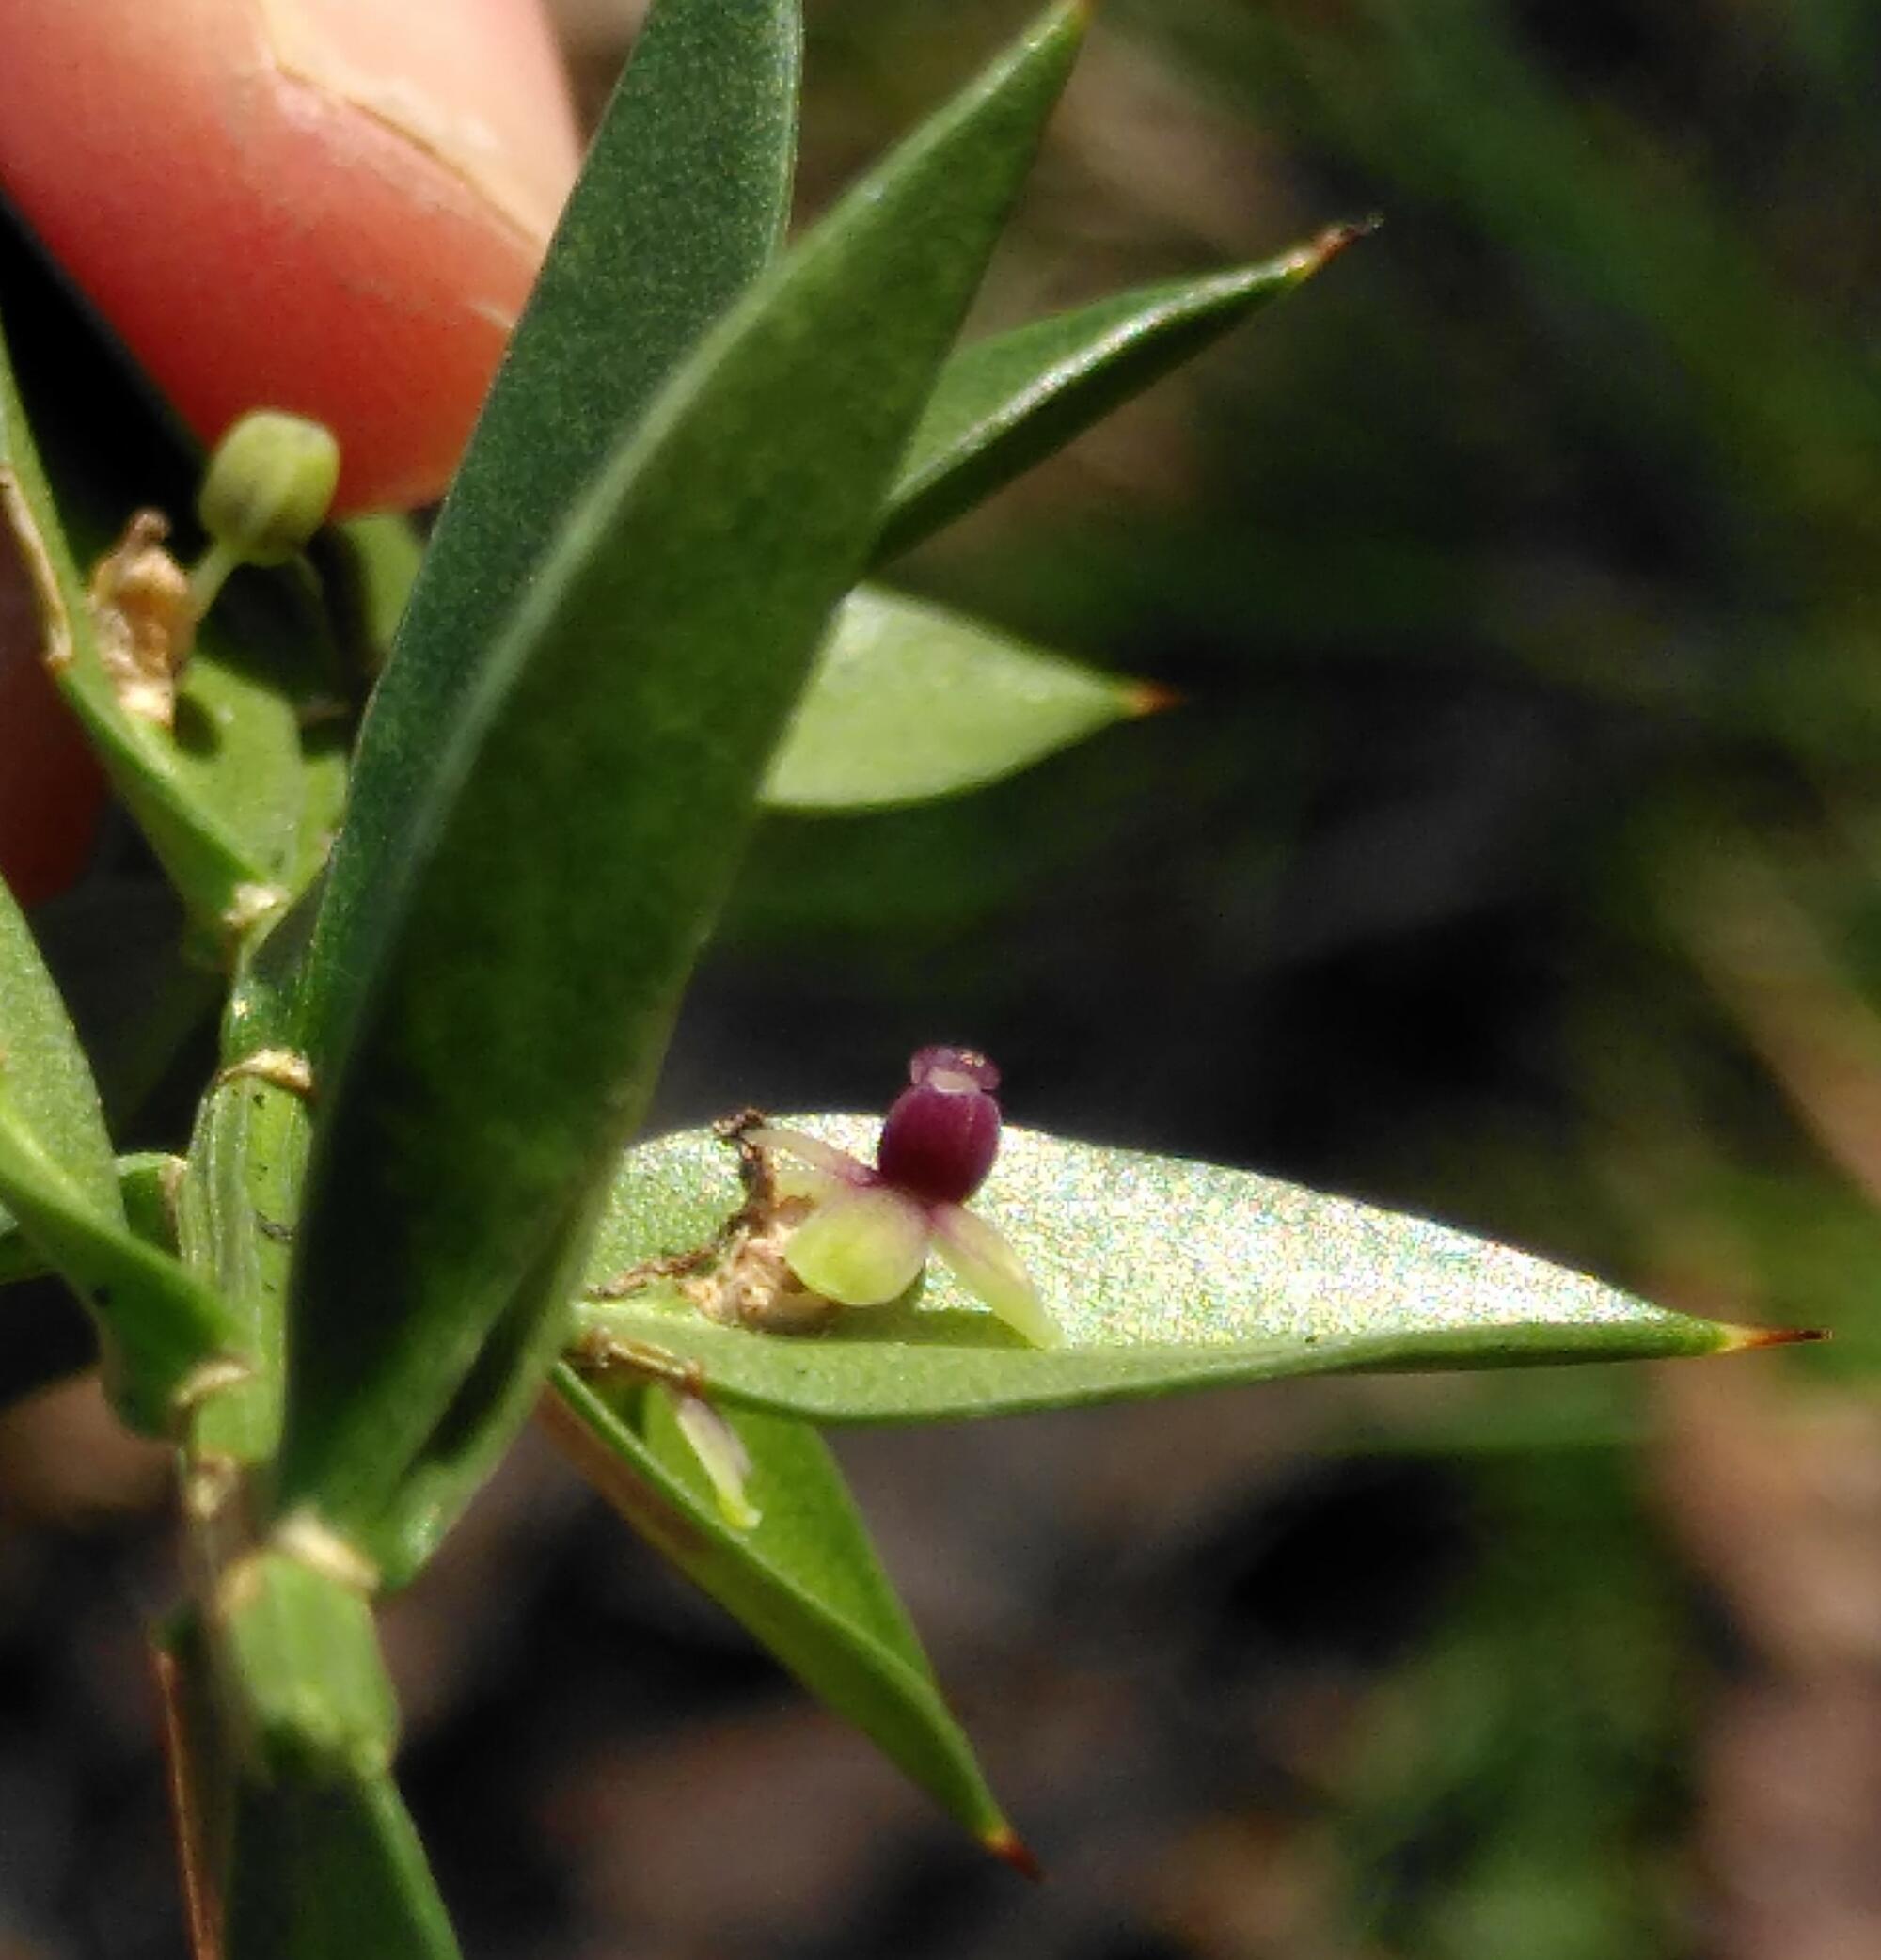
xmin=877 ymin=224 xmax=1366 ymax=559
xmin=766 ymin=586 xmax=1158 ymax=808
xmin=575 ymin=1118 xmax=1804 ymax=1422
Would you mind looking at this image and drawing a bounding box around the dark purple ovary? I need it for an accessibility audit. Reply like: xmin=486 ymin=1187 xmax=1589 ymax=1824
xmin=876 ymin=1048 xmax=1004 ymax=1204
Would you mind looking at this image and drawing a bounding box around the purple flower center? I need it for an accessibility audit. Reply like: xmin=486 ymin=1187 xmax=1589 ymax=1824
xmin=875 ymin=1046 xmax=1003 ymax=1205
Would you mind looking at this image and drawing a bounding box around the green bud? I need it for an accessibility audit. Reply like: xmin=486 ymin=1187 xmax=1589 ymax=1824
xmin=196 ymin=410 xmax=340 ymax=567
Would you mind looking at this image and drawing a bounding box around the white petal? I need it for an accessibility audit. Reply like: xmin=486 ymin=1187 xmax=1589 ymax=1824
xmin=669 ymin=1389 xmax=761 ymax=1531
xmin=783 ymin=1186 xmax=930 ymax=1307
xmin=930 ymin=1204 xmax=1061 ymax=1349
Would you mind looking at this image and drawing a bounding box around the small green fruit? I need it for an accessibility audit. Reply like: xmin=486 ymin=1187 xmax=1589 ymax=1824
xmin=197 ymin=409 xmax=340 ymax=566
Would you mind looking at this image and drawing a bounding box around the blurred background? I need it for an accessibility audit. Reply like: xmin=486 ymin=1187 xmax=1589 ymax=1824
xmin=7 ymin=1 xmax=1881 ymax=1954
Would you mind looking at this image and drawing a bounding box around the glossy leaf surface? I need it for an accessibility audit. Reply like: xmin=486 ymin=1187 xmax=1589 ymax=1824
xmin=306 ymin=0 xmax=803 ymax=1052
xmin=278 ymin=5 xmax=1089 ymax=1536
xmin=576 ymin=1118 xmax=1791 ymax=1423
xmin=766 ymin=586 xmax=1153 ymax=808
xmin=546 ymin=1370 xmax=1017 ymax=1849
xmin=877 ymin=225 xmax=1364 ymax=559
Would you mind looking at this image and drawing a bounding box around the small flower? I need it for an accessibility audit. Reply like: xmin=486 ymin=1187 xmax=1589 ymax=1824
xmin=747 ymin=1046 xmax=1060 ymax=1349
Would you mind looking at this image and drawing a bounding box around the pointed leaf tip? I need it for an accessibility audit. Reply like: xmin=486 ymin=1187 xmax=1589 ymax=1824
xmin=1124 ymin=678 xmax=1182 ymax=718
xmin=1018 ymin=0 xmax=1090 ymax=56
xmin=983 ymin=1825 xmax=1045 ymax=1880
xmin=767 ymin=588 xmax=1145 ymax=810
xmin=1717 ymin=1322 xmax=1832 ymax=1353
xmin=551 ymin=1371 xmax=1017 ymax=1855
xmin=880 ymin=206 xmax=1336 ymax=561
xmin=1290 ymin=213 xmax=1383 ymax=277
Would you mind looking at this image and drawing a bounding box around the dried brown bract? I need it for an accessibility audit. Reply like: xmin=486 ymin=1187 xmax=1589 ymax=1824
xmin=587 ymin=1109 xmax=843 ymax=1336
xmin=88 ymin=509 xmax=194 ymax=728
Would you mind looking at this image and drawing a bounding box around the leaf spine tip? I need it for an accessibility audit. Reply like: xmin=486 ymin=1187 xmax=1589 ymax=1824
xmin=1123 ymin=678 xmax=1181 ymax=718
xmin=1716 ymin=1322 xmax=1831 ymax=1353
xmin=982 ymin=1824 xmax=1045 ymax=1880
xmin=1291 ymin=214 xmax=1382 ymax=278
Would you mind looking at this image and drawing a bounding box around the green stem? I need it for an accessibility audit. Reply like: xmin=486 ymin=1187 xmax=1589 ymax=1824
xmin=186 ymin=536 xmax=243 ymax=620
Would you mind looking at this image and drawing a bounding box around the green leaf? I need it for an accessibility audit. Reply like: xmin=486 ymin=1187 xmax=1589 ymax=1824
xmin=546 ymin=1369 xmax=1025 ymax=1857
xmin=765 ymin=585 xmax=1160 ymax=808
xmin=876 ymin=223 xmax=1367 ymax=560
xmin=574 ymin=1118 xmax=1809 ymax=1423
xmin=281 ymin=0 xmax=807 ymax=1556
xmin=0 ymin=1097 xmax=236 ymax=1433
xmin=0 ymin=201 xmax=336 ymax=941
xmin=278 ymin=4 xmax=1089 ymax=1547
xmin=0 ymin=877 xmax=230 ymax=1430
xmin=223 ymin=1769 xmax=460 ymax=1960
xmin=119 ymin=1149 xmax=182 ymax=1252
xmin=0 ymin=1148 xmax=180 ymax=1408
xmin=0 ymin=1234 xmax=40 ymax=1288
xmin=370 ymin=1184 xmax=596 ymax=1589
xmin=159 ymin=1606 xmax=457 ymax=1960
xmin=0 ymin=1213 xmax=40 ymax=1289
xmin=0 ymin=1149 xmax=177 ymax=1286
xmin=0 ymin=871 xmax=119 ymax=1214
xmin=304 ymin=0 xmax=803 ymax=1053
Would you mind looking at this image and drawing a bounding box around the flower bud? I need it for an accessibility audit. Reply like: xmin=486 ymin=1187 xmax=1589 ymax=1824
xmin=876 ymin=1045 xmax=1003 ymax=1205
xmin=196 ymin=410 xmax=340 ymax=566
